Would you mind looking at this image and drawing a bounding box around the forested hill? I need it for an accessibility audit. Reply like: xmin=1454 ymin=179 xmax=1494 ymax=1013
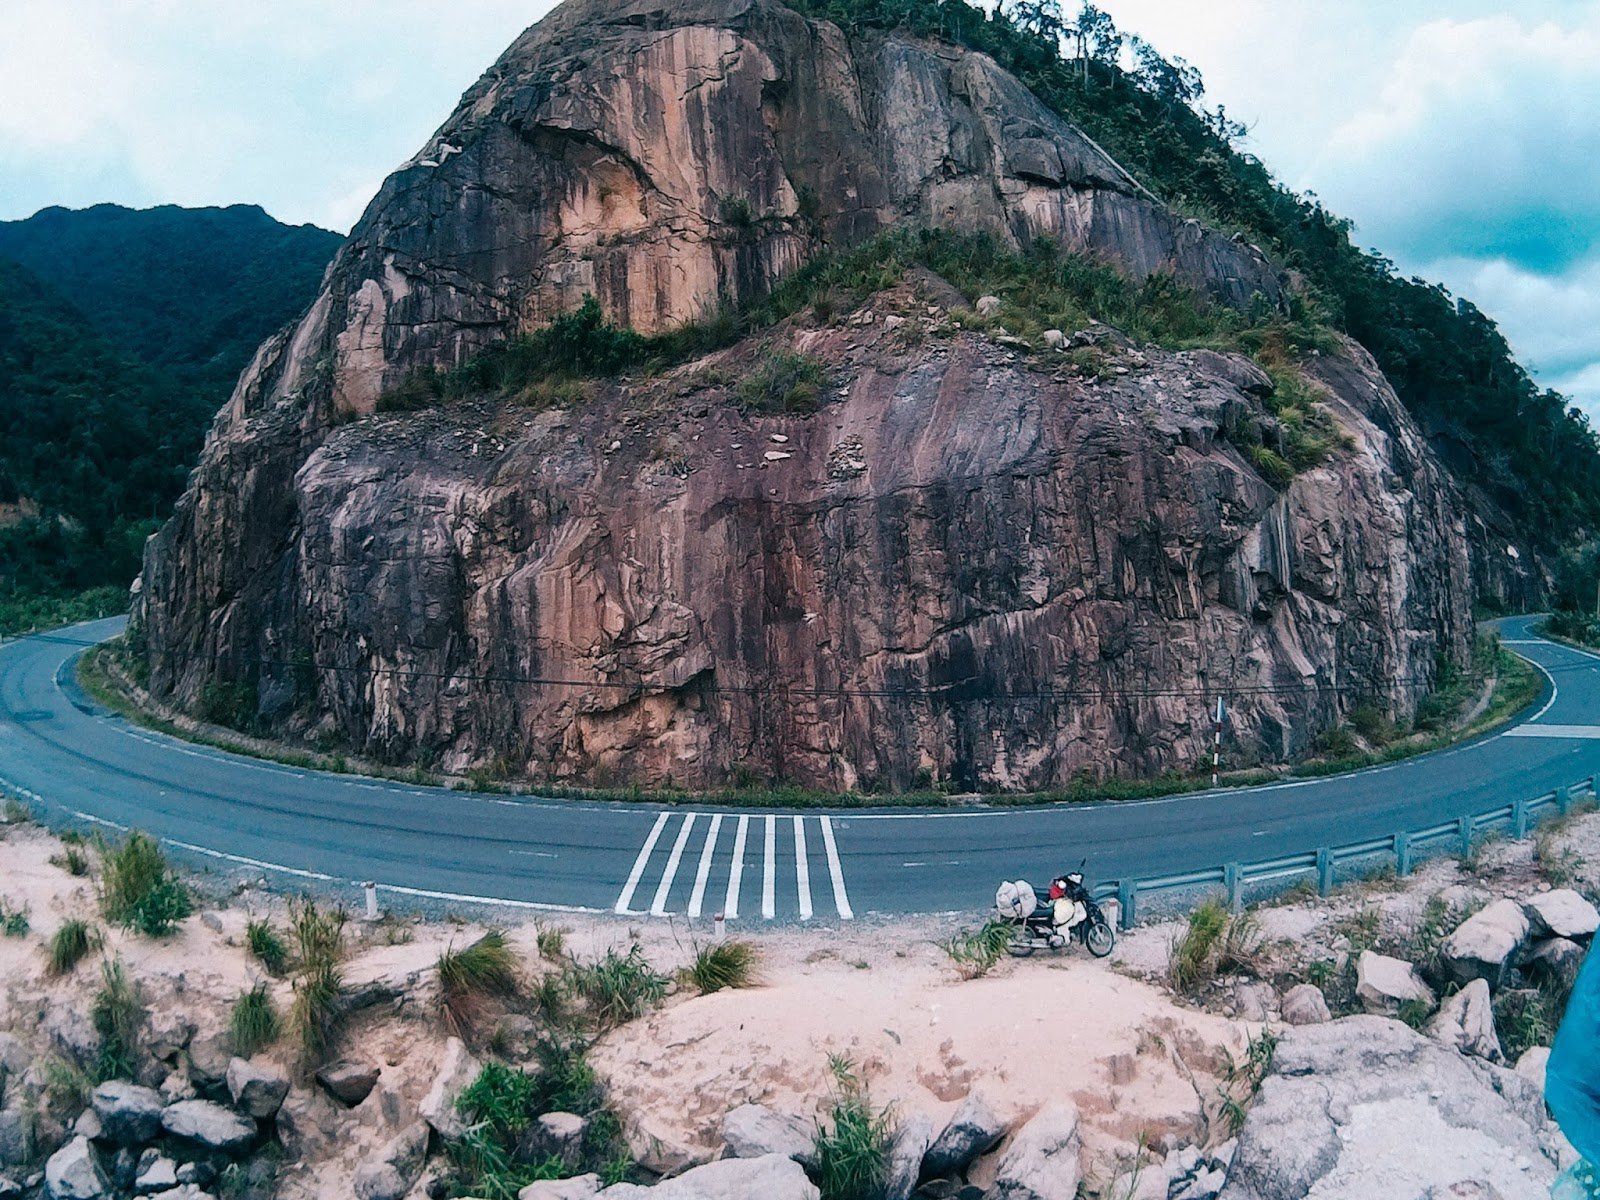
xmin=0 ymin=205 xmax=341 ymax=632
xmin=797 ymin=0 xmax=1600 ymax=567
xmin=0 ymin=204 xmax=342 ymax=402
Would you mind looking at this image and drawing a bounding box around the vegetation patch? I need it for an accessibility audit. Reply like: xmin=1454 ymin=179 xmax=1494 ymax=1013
xmin=566 ymin=945 xmax=669 ymax=1031
xmin=92 ymin=956 xmax=146 ymax=1081
xmin=47 ymin=919 xmax=97 ymax=975
xmin=246 ymin=918 xmax=290 ymax=975
xmin=99 ymin=830 xmax=192 ymax=937
xmin=438 ymin=930 xmax=522 ymax=1037
xmin=287 ymin=898 xmax=347 ymax=1067
xmin=680 ymin=939 xmax=759 ymax=994
xmin=232 ymin=983 xmax=281 ymax=1057
xmin=941 ymin=920 xmax=1015 ymax=980
xmin=812 ymin=1057 xmax=894 ymax=1200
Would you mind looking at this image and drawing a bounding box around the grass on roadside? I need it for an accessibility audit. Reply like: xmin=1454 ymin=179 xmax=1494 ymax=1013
xmin=247 ymin=918 xmax=290 ymax=975
xmin=438 ymin=930 xmax=521 ymax=1037
xmin=99 ymin=830 xmax=192 ymax=937
xmin=942 ymin=921 xmax=1015 ymax=980
xmin=287 ymin=898 xmax=347 ymax=1067
xmin=680 ymin=940 xmax=759 ymax=994
xmin=92 ymin=957 xmax=146 ymax=1082
xmin=566 ymin=945 xmax=668 ymax=1031
xmin=47 ymin=919 xmax=97 ymax=975
xmin=812 ymin=1057 xmax=894 ymax=1200
xmin=232 ymin=984 xmax=281 ymax=1057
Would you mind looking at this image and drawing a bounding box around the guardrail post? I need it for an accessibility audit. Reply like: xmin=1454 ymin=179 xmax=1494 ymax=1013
xmin=1117 ymin=880 xmax=1136 ymax=931
xmin=1557 ymin=786 xmax=1573 ymax=816
xmin=1512 ymin=798 xmax=1530 ymax=839
xmin=1316 ymin=847 xmax=1333 ymax=896
xmin=1394 ymin=832 xmax=1413 ymax=877
xmin=1225 ymin=863 xmax=1242 ymax=914
xmin=1458 ymin=815 xmax=1475 ymax=855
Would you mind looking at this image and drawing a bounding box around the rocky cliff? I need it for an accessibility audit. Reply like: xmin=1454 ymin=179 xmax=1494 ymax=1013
xmin=133 ymin=0 xmax=1476 ymax=790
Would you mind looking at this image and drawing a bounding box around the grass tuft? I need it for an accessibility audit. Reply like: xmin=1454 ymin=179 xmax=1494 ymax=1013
xmin=680 ymin=940 xmax=759 ymax=994
xmin=47 ymin=919 xmax=97 ymax=975
xmin=287 ymin=898 xmax=347 ymax=1067
xmin=50 ymin=846 xmax=91 ymax=876
xmin=231 ymin=983 xmax=281 ymax=1057
xmin=92 ymin=957 xmax=146 ymax=1082
xmin=812 ymin=1057 xmax=893 ymax=1200
xmin=438 ymin=930 xmax=521 ymax=1036
xmin=246 ymin=918 xmax=290 ymax=975
xmin=1169 ymin=898 xmax=1230 ymax=995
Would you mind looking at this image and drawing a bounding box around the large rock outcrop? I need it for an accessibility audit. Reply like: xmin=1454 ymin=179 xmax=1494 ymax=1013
xmin=133 ymin=0 xmax=1475 ymax=790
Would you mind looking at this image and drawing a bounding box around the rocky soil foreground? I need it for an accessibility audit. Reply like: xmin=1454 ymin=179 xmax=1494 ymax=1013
xmin=134 ymin=0 xmax=1480 ymax=790
xmin=2 ymin=801 xmax=1598 ymax=1200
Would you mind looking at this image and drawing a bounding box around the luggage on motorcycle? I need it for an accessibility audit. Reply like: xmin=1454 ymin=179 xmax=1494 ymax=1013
xmin=1052 ymin=898 xmax=1087 ymax=931
xmin=995 ymin=879 xmax=1037 ymax=919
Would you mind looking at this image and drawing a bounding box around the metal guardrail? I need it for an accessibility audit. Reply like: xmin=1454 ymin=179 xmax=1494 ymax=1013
xmin=1100 ymin=775 xmax=1599 ymax=930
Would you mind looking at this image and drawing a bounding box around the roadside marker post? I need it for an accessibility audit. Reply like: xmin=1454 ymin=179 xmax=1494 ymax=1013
xmin=1512 ymin=797 xmax=1530 ymax=839
xmin=1315 ymin=847 xmax=1333 ymax=896
xmin=1394 ymin=831 xmax=1413 ymax=877
xmin=362 ymin=880 xmax=378 ymax=921
xmin=1458 ymin=814 xmax=1474 ymax=856
xmin=1224 ymin=862 xmax=1242 ymax=913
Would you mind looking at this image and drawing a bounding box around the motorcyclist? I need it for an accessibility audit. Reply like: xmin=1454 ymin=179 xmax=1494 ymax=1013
xmin=1548 ymin=943 xmax=1600 ymax=1198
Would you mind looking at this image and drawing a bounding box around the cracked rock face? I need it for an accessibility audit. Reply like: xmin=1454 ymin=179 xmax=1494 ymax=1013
xmin=133 ymin=0 xmax=1474 ymax=790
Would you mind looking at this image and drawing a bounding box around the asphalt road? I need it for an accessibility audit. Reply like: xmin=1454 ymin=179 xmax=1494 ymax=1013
xmin=2 ymin=616 xmax=1598 ymax=925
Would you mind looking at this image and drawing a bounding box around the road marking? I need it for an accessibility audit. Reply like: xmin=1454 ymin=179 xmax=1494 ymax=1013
xmin=763 ymin=815 xmax=777 ymax=920
xmin=509 ymin=850 xmax=558 ymax=859
xmin=819 ymin=816 xmax=853 ymax=920
xmin=650 ymin=813 xmax=696 ymax=916
xmin=688 ymin=813 xmax=723 ymax=918
xmin=1505 ymin=724 xmax=1600 ymax=740
xmin=793 ymin=815 xmax=813 ymax=921
xmin=725 ymin=814 xmax=749 ymax=919
xmin=614 ymin=812 xmax=669 ymax=914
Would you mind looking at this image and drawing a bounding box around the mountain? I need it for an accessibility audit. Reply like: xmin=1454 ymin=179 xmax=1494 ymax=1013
xmin=0 ymin=204 xmax=341 ymax=614
xmin=129 ymin=0 xmax=1498 ymax=791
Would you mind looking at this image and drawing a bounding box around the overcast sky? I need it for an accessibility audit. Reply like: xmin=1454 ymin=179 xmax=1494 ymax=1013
xmin=3 ymin=0 xmax=1597 ymax=413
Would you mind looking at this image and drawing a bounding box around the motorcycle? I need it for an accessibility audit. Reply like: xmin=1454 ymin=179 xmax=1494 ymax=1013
xmin=994 ymin=867 xmax=1116 ymax=958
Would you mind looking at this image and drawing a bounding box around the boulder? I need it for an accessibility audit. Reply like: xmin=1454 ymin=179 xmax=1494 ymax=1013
xmin=975 ymin=296 xmax=1002 ymax=317
xmin=1041 ymin=329 xmax=1066 ymax=349
xmin=224 ymin=1059 xmax=288 ymax=1120
xmin=144 ymin=1014 xmax=194 ymax=1065
xmin=0 ymin=1174 xmax=22 ymax=1199
xmin=353 ymin=1122 xmax=430 ymax=1200
xmin=73 ymin=1111 xmax=102 ymax=1143
xmin=597 ymin=1154 xmax=818 ymax=1199
xmin=1521 ymin=890 xmax=1599 ymax=941
xmin=0 ymin=1105 xmax=29 ymax=1167
xmin=419 ymin=1039 xmax=479 ymax=1140
xmin=45 ymin=1136 xmax=106 ymax=1200
xmin=521 ymin=1113 xmax=588 ymax=1171
xmin=1355 ymin=952 xmax=1435 ymax=1013
xmin=1523 ymin=937 xmax=1585 ymax=989
xmin=884 ymin=1114 xmax=932 ymax=1200
xmin=90 ymin=1082 xmax=165 ymax=1147
xmin=1104 ymin=1162 xmax=1168 ymax=1200
xmin=719 ymin=1104 xmax=814 ymax=1168
xmin=160 ymin=1100 xmax=255 ymax=1155
xmin=986 ymin=1102 xmax=1082 ymax=1200
xmin=922 ymin=1092 xmax=1007 ymax=1180
xmin=519 ymin=1177 xmax=602 ymax=1200
xmin=316 ymin=1060 xmax=381 ymax=1107
xmin=1280 ymin=984 xmax=1331 ymax=1026
xmin=1175 ymin=1166 xmax=1227 ymax=1200
xmin=0 ymin=1035 xmax=26 ymax=1086
xmin=144 ymin=1187 xmax=213 ymax=1200
xmin=133 ymin=1154 xmax=177 ymax=1195
xmin=183 ymin=1032 xmax=232 ymax=1089
xmin=1426 ymin=979 xmax=1502 ymax=1063
xmin=1513 ymin=1047 xmax=1550 ymax=1093
xmin=1219 ymin=1016 xmax=1557 ymax=1200
xmin=1439 ymin=900 xmax=1530 ymax=989
xmin=622 ymin=1109 xmax=710 ymax=1177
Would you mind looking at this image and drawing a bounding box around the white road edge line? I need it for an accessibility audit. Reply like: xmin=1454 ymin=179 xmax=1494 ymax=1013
xmin=614 ymin=812 xmax=669 ymax=914
xmin=819 ymin=816 xmax=853 ymax=919
xmin=1510 ymin=649 xmax=1560 ymax=725
xmin=793 ymin=815 xmax=813 ymax=921
xmin=725 ymin=814 xmax=749 ymax=920
xmin=650 ymin=812 xmax=697 ymax=916
xmin=688 ymin=812 xmax=723 ymax=918
xmin=762 ymin=814 xmax=777 ymax=920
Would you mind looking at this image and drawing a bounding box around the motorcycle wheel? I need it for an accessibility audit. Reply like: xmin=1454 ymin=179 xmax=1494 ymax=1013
xmin=1085 ymin=919 xmax=1116 ymax=958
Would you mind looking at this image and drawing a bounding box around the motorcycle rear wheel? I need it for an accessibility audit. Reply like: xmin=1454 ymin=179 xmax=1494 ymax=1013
xmin=1085 ymin=919 xmax=1115 ymax=958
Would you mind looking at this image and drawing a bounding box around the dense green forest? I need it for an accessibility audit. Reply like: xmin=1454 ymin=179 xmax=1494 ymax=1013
xmin=0 ymin=206 xmax=340 ymax=634
xmin=794 ymin=0 xmax=1600 ymax=551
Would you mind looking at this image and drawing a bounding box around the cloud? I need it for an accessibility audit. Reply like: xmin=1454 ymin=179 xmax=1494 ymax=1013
xmin=1308 ymin=12 xmax=1600 ymax=274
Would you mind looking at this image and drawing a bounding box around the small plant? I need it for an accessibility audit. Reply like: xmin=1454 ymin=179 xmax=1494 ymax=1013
xmin=1169 ymin=899 xmax=1230 ymax=995
xmin=942 ymin=920 xmax=1015 ymax=980
xmin=287 ymin=898 xmax=347 ymax=1065
xmin=449 ymin=1061 xmax=568 ymax=1200
xmin=535 ymin=924 xmax=566 ymax=961
xmin=47 ymin=919 xmax=97 ymax=975
xmin=1216 ymin=909 xmax=1265 ymax=976
xmin=246 ymin=919 xmax=290 ymax=975
xmin=42 ymin=1058 xmax=93 ymax=1111
xmin=1218 ymin=1027 xmax=1277 ymax=1135
xmin=232 ymin=984 xmax=281 ymax=1057
xmin=1495 ymin=984 xmax=1568 ymax=1062
xmin=50 ymin=846 xmax=91 ymax=876
xmin=92 ymin=957 xmax=146 ymax=1082
xmin=1396 ymin=998 xmax=1434 ymax=1030
xmin=568 ymin=945 xmax=668 ymax=1029
xmin=1460 ymin=832 xmax=1500 ymax=876
xmin=1332 ymin=904 xmax=1382 ymax=955
xmin=681 ymin=940 xmax=759 ymax=994
xmin=1 ymin=905 xmax=27 ymax=937
xmin=812 ymin=1058 xmax=894 ymax=1200
xmin=438 ymin=930 xmax=521 ymax=1036
xmin=100 ymin=831 xmax=192 ymax=936
xmin=3 ymin=798 xmax=32 ymax=824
